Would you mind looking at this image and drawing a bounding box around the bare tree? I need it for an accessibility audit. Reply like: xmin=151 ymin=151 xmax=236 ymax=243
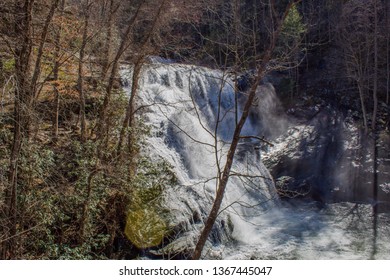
xmin=0 ymin=0 xmax=64 ymax=259
xmin=338 ymin=0 xmax=384 ymax=134
xmin=94 ymin=0 xmax=204 ymax=157
xmin=77 ymin=0 xmax=94 ymax=142
xmin=100 ymin=0 xmax=120 ymax=82
xmin=97 ymin=0 xmax=146 ymax=142
xmin=52 ymin=0 xmax=66 ymax=141
xmin=192 ymin=0 xmax=302 ymax=260
xmin=1 ymin=0 xmax=35 ymax=259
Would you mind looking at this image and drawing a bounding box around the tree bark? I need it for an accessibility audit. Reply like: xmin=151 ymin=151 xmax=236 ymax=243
xmin=371 ymin=0 xmax=378 ymax=131
xmin=116 ymin=57 xmax=143 ymax=158
xmin=52 ymin=85 xmax=60 ymax=141
xmin=51 ymin=0 xmax=66 ymax=141
xmin=100 ymin=0 xmax=119 ymax=82
xmin=78 ymin=169 xmax=99 ymax=244
xmin=77 ymin=1 xmax=92 ymax=142
xmin=31 ymin=0 xmax=60 ymax=100
xmin=371 ymin=0 xmax=378 ymax=259
xmin=1 ymin=0 xmax=34 ymax=260
xmin=52 ymin=0 xmax=66 ymax=83
xmin=358 ymin=82 xmax=368 ymax=134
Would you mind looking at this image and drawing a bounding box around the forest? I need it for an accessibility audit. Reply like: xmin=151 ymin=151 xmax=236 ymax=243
xmin=0 ymin=0 xmax=389 ymax=260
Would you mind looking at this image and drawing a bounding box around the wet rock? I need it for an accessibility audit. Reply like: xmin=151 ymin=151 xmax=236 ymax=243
xmin=263 ymin=97 xmax=390 ymax=210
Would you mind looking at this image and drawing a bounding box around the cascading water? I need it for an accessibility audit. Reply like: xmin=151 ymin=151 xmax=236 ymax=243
xmin=120 ymin=61 xmax=390 ymax=259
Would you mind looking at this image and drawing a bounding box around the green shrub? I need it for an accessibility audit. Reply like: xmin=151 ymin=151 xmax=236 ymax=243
xmin=2 ymin=58 xmax=15 ymax=73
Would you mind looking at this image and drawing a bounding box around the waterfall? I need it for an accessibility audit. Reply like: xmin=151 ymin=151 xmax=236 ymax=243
xmin=120 ymin=61 xmax=390 ymax=260
xmin=120 ymin=62 xmax=277 ymax=258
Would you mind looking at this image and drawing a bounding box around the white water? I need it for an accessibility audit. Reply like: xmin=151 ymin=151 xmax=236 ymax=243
xmin=120 ymin=61 xmax=390 ymax=259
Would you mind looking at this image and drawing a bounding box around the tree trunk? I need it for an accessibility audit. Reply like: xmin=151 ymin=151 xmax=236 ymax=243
xmin=371 ymin=0 xmax=378 ymax=131
xmin=358 ymin=82 xmax=368 ymax=134
xmin=372 ymin=127 xmax=378 ymax=259
xmin=100 ymin=0 xmax=119 ymax=81
xmin=233 ymin=0 xmax=240 ymax=127
xmin=191 ymin=73 xmax=262 ymax=260
xmin=116 ymin=57 xmax=143 ymax=158
xmin=1 ymin=0 xmax=34 ymax=260
xmin=371 ymin=0 xmax=379 ymax=259
xmin=116 ymin=0 xmax=166 ymax=163
xmin=191 ymin=0 xmax=300 ymax=259
xmin=52 ymin=86 xmax=60 ymax=141
xmin=78 ymin=169 xmax=99 ymax=244
xmin=31 ymin=0 xmax=60 ymax=100
xmin=52 ymin=0 xmax=66 ymax=141
xmin=387 ymin=29 xmax=389 ymax=105
xmin=30 ymin=0 xmax=60 ymax=142
xmin=52 ymin=0 xmax=65 ymax=82
xmin=77 ymin=1 xmax=92 ymax=142
xmin=97 ymin=0 xmax=145 ymax=140
xmin=387 ymin=0 xmax=390 ymax=105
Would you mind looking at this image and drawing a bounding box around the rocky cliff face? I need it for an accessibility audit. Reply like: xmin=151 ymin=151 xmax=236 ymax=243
xmin=262 ymin=90 xmax=390 ymax=211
